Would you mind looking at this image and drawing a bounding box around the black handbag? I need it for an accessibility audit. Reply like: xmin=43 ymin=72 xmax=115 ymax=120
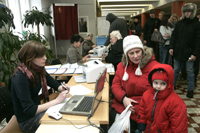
xmin=151 ymin=30 xmax=166 ymax=44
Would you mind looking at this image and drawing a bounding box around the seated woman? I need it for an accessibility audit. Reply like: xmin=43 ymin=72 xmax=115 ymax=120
xmin=66 ymin=34 xmax=90 ymax=64
xmin=82 ymin=33 xmax=97 ymax=56
xmin=109 ymin=35 xmax=159 ymax=132
xmin=11 ymin=40 xmax=70 ymax=132
xmin=105 ymin=30 xmax=123 ymax=71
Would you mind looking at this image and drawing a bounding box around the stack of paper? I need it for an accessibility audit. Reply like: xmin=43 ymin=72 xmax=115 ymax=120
xmin=54 ymin=68 xmax=67 ymax=74
xmin=65 ymin=68 xmax=75 ymax=74
xmin=74 ymin=66 xmax=83 ymax=74
xmin=105 ymin=63 xmax=115 ymax=73
xmin=74 ymin=75 xmax=86 ymax=83
xmin=45 ymin=64 xmax=61 ymax=74
xmin=69 ymin=84 xmax=93 ymax=96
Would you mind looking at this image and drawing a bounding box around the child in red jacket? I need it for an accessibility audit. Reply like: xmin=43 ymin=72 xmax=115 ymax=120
xmin=137 ymin=64 xmax=188 ymax=133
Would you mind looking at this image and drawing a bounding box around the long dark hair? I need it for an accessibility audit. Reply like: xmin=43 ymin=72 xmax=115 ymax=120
xmin=18 ymin=40 xmax=46 ymax=83
xmin=161 ymin=14 xmax=171 ymax=29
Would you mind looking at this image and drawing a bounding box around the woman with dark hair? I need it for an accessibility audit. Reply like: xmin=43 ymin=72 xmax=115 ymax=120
xmin=11 ymin=40 xmax=70 ymax=132
xmin=66 ymin=34 xmax=90 ymax=63
xmin=159 ymin=14 xmax=173 ymax=64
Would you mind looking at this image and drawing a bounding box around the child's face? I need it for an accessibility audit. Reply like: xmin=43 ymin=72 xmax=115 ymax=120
xmin=153 ymin=79 xmax=167 ymax=91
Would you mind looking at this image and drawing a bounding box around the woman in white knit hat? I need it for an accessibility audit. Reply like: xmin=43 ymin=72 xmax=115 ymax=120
xmin=109 ymin=35 xmax=159 ymax=132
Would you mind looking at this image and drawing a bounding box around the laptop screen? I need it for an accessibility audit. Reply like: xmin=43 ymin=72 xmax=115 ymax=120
xmin=91 ymin=68 xmax=107 ymax=115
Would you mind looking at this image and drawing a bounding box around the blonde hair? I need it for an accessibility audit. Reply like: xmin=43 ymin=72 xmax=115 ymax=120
xmin=110 ymin=30 xmax=122 ymax=40
xmin=171 ymin=14 xmax=179 ymax=21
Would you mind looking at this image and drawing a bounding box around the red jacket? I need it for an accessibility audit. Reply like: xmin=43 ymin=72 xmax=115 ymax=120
xmin=137 ymin=64 xmax=188 ymax=133
xmin=111 ymin=46 xmax=159 ymax=121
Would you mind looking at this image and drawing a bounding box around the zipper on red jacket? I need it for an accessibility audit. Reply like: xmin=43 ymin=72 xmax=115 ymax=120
xmin=148 ymin=99 xmax=158 ymax=133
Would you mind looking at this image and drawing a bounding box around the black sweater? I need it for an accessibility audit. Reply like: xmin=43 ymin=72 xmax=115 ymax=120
xmin=105 ymin=39 xmax=123 ymax=64
xmin=11 ymin=70 xmax=60 ymax=123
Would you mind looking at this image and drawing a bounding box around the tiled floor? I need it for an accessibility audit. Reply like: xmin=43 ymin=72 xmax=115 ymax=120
xmin=1 ymin=58 xmax=200 ymax=132
xmin=176 ymin=76 xmax=200 ymax=133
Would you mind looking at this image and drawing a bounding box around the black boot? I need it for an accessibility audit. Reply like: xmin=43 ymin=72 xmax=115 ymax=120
xmin=186 ymin=90 xmax=194 ymax=98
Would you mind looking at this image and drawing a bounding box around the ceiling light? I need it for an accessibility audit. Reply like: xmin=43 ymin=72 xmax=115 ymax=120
xmin=98 ymin=0 xmax=159 ymax=2
xmin=101 ymin=4 xmax=151 ymax=7
xmin=102 ymin=8 xmax=143 ymax=10
xmin=55 ymin=3 xmax=74 ymax=6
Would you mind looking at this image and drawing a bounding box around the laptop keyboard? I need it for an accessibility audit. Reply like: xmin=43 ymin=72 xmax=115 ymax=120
xmin=73 ymin=97 xmax=94 ymax=112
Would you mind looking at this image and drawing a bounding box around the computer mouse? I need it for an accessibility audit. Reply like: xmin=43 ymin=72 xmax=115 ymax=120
xmin=48 ymin=112 xmax=63 ymax=120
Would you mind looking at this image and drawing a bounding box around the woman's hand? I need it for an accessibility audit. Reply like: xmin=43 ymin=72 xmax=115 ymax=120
xmin=83 ymin=55 xmax=91 ymax=62
xmin=55 ymin=90 xmax=69 ymax=104
xmin=123 ymin=97 xmax=138 ymax=112
xmin=164 ymin=33 xmax=170 ymax=37
xmin=58 ymin=82 xmax=70 ymax=92
xmin=92 ymin=44 xmax=97 ymax=48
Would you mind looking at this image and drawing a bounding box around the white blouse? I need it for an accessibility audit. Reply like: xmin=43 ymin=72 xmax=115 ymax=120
xmin=159 ymin=25 xmax=173 ymax=45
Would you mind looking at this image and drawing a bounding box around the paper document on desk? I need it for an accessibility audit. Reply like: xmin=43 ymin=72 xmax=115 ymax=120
xmin=74 ymin=75 xmax=86 ymax=83
xmin=54 ymin=68 xmax=67 ymax=74
xmin=70 ymin=63 xmax=79 ymax=68
xmin=74 ymin=66 xmax=83 ymax=74
xmin=45 ymin=64 xmax=61 ymax=74
xmin=69 ymin=84 xmax=93 ymax=96
xmin=46 ymin=98 xmax=70 ymax=114
xmin=65 ymin=68 xmax=75 ymax=74
xmin=105 ymin=63 xmax=113 ymax=68
xmin=46 ymin=68 xmax=58 ymax=74
xmin=107 ymin=67 xmax=115 ymax=73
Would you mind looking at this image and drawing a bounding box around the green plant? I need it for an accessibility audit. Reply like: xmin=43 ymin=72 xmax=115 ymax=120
xmin=22 ymin=6 xmax=53 ymax=36
xmin=0 ymin=3 xmax=21 ymax=86
xmin=0 ymin=3 xmax=15 ymax=30
xmin=22 ymin=30 xmax=55 ymax=61
xmin=22 ymin=6 xmax=55 ymax=63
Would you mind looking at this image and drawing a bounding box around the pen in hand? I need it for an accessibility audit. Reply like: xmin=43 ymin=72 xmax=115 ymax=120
xmin=61 ymin=82 xmax=69 ymax=90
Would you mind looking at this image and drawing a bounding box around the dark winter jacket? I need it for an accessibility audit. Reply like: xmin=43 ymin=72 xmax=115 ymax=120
xmin=111 ymin=46 xmax=159 ymax=122
xmin=129 ymin=22 xmax=143 ymax=37
xmin=143 ymin=17 xmax=161 ymax=46
xmin=82 ymin=39 xmax=94 ymax=56
xmin=137 ymin=64 xmax=188 ymax=133
xmin=104 ymin=13 xmax=128 ymax=46
xmin=169 ymin=18 xmax=200 ymax=61
xmin=105 ymin=39 xmax=123 ymax=64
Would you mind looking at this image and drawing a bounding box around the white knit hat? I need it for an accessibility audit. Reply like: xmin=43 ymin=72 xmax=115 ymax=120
xmin=122 ymin=35 xmax=144 ymax=81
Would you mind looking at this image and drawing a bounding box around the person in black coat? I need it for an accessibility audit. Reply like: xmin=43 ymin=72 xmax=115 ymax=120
xmin=104 ymin=13 xmax=128 ymax=46
xmin=105 ymin=30 xmax=123 ymax=71
xmin=143 ymin=10 xmax=161 ymax=60
xmin=169 ymin=3 xmax=200 ymax=98
xmin=129 ymin=17 xmax=142 ymax=37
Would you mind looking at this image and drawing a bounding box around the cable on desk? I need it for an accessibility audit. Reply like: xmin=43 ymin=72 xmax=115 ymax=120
xmin=87 ymin=115 xmax=104 ymax=133
xmin=62 ymin=118 xmax=90 ymax=129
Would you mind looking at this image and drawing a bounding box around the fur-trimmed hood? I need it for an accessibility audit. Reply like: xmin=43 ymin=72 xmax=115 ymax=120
xmin=121 ymin=46 xmax=153 ymax=69
xmin=181 ymin=3 xmax=197 ymax=20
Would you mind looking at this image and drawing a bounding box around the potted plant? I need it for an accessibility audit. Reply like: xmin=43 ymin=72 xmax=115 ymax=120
xmin=22 ymin=6 xmax=53 ymax=36
xmin=22 ymin=6 xmax=55 ymax=63
xmin=0 ymin=2 xmax=21 ymax=86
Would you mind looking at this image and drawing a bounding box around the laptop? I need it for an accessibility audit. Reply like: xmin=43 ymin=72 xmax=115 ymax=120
xmin=59 ymin=68 xmax=107 ymax=116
